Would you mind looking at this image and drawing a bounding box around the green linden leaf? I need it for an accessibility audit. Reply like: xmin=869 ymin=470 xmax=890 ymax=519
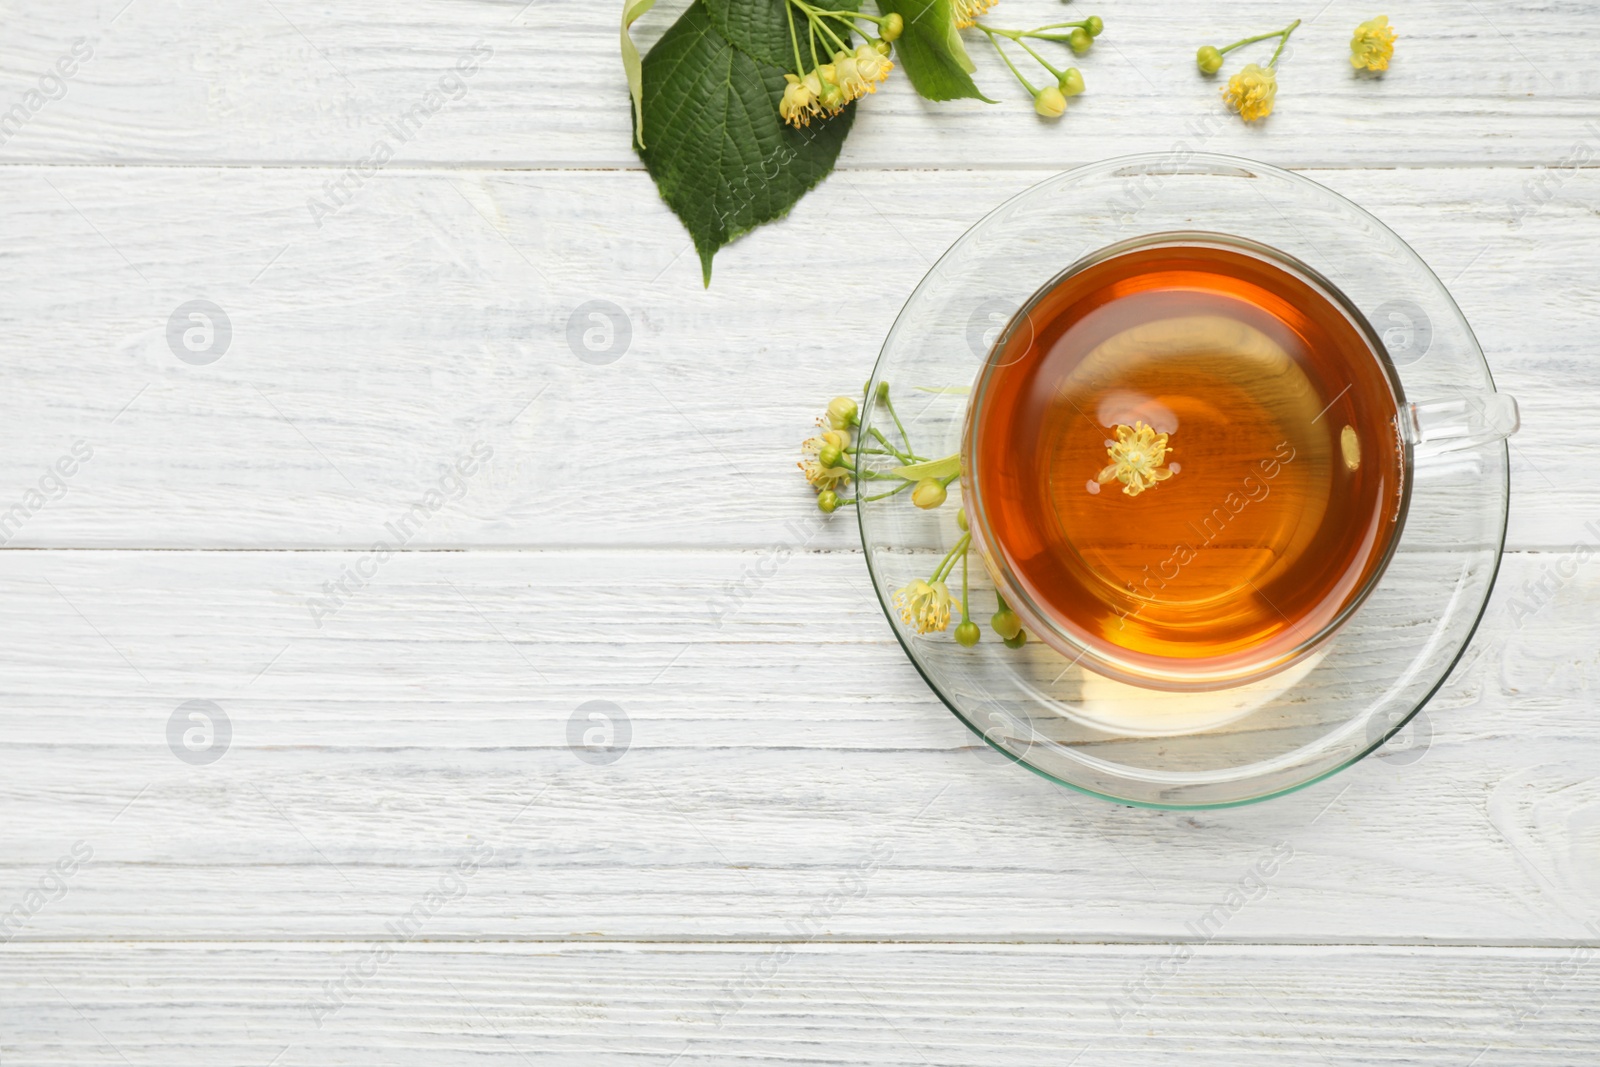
xmin=621 ymin=0 xmax=658 ymax=148
xmin=704 ymin=0 xmax=862 ymax=71
xmin=872 ymin=0 xmax=990 ymax=101
xmin=890 ymin=453 xmax=961 ymax=480
xmin=637 ymin=2 xmax=854 ymax=285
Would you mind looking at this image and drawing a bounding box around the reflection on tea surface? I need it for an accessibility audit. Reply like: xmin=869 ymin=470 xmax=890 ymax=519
xmin=969 ymin=239 xmax=1407 ymax=685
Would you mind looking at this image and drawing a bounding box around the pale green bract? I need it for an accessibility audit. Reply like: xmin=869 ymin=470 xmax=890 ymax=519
xmin=620 ymin=0 xmax=656 ymax=148
xmin=890 ymin=454 xmax=961 ymax=481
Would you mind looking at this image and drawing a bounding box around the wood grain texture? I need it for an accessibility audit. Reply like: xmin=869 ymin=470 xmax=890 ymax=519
xmin=0 ymin=549 xmax=1595 ymax=944
xmin=2 ymin=943 xmax=1597 ymax=1065
xmin=2 ymin=0 xmax=1599 ymax=1059
xmin=0 ymin=165 xmax=1592 ymax=548
xmin=0 ymin=0 xmax=1596 ymax=167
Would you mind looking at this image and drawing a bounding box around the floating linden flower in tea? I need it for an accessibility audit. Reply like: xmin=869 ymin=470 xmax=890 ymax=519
xmin=1096 ymin=421 xmax=1175 ymax=497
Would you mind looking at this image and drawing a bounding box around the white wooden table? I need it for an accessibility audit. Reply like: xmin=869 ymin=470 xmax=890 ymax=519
xmin=1 ymin=0 xmax=1596 ymax=1062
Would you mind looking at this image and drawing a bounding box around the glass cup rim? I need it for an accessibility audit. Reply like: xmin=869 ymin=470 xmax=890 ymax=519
xmin=961 ymin=229 xmax=1416 ymax=692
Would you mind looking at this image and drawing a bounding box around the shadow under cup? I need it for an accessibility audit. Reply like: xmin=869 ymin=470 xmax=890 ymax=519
xmin=963 ymin=234 xmax=1411 ymax=692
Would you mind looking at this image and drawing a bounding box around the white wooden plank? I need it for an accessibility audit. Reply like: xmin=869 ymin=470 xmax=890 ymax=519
xmin=0 ymin=548 xmax=1593 ymax=943
xmin=1 ymin=943 xmax=1597 ymax=1065
xmin=0 ymin=165 xmax=1589 ymax=549
xmin=0 ymin=0 xmax=1596 ymax=167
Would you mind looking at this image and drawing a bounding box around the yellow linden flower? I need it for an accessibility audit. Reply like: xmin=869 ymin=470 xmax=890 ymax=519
xmin=780 ymin=72 xmax=824 ymax=128
xmin=951 ymin=0 xmax=996 ymax=30
xmin=894 ymin=579 xmax=953 ymax=634
xmin=1350 ymin=15 xmax=1396 ymax=72
xmin=831 ymin=51 xmax=870 ymax=104
xmin=802 ymin=428 xmax=849 ymax=454
xmin=799 ymin=456 xmax=851 ymax=491
xmin=1096 ymin=421 xmax=1175 ymax=497
xmin=1223 ymin=62 xmax=1277 ymax=123
xmin=852 ymin=44 xmax=893 ymax=89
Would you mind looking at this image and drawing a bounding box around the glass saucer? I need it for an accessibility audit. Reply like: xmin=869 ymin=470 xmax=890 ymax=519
xmin=857 ymin=153 xmax=1512 ymax=808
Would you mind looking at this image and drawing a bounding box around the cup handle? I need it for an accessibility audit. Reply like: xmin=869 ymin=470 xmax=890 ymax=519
xmin=1404 ymin=392 xmax=1520 ymax=456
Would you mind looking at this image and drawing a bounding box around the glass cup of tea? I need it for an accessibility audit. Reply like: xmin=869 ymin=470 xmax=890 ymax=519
xmin=857 ymin=153 xmax=1520 ymax=806
xmin=962 ymin=231 xmax=1519 ymax=691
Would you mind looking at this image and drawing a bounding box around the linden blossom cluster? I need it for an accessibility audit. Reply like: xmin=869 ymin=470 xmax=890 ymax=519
xmin=797 ymin=383 xmax=1026 ymax=649
xmin=1196 ymin=15 xmax=1396 ymax=123
xmin=776 ymin=0 xmax=1103 ymax=126
xmin=778 ymin=1 xmax=901 ymax=128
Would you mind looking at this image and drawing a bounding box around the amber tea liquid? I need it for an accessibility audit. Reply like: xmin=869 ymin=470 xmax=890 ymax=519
xmin=967 ymin=236 xmax=1408 ymax=687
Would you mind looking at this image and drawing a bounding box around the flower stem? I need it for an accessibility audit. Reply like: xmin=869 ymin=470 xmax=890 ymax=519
xmin=1020 ymin=20 xmax=1094 ymax=33
xmin=811 ymin=11 xmax=851 ymax=55
xmin=977 ymin=26 xmax=1038 ymax=94
xmin=1015 ymin=36 xmax=1066 ymax=80
xmin=786 ymin=0 xmax=853 ymax=53
xmin=786 ymin=0 xmax=806 ymax=73
xmin=960 ymin=547 xmax=971 ymax=623
xmin=1216 ymin=19 xmax=1300 ymax=63
xmin=1267 ymin=19 xmax=1299 ymax=67
xmin=806 ymin=2 xmax=889 ymax=27
xmin=878 ymin=390 xmax=915 ymax=458
xmin=929 ymin=533 xmax=972 ymax=584
xmin=869 ymin=426 xmax=913 ymax=463
xmin=848 ymin=481 xmax=913 ymax=504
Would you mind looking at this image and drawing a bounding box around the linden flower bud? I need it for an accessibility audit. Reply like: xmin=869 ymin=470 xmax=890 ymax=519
xmin=1196 ymin=45 xmax=1223 ymax=75
xmin=818 ymin=443 xmax=843 ymax=468
xmin=956 ymin=507 xmax=968 ymax=532
xmin=817 ymin=489 xmax=840 ymax=513
xmin=1350 ymin=15 xmax=1396 ymax=72
xmin=1068 ymin=27 xmax=1092 ymax=54
xmin=826 ymin=395 xmax=859 ymax=429
xmin=990 ymin=608 xmax=1022 ymax=641
xmin=955 ymin=620 xmax=981 ymax=647
xmin=817 ymin=66 xmax=846 ymax=111
xmin=912 ymin=478 xmax=948 ymax=509
xmin=1034 ymin=85 xmax=1067 ymax=118
xmin=1059 ymin=67 xmax=1085 ymax=96
xmin=1085 ymin=15 xmax=1104 ymax=37
xmin=1003 ymin=629 xmax=1028 ymax=649
xmin=882 ymin=12 xmax=904 ymax=41
xmin=1223 ymin=62 xmax=1277 ymax=123
xmin=872 ymin=38 xmax=892 ymax=56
